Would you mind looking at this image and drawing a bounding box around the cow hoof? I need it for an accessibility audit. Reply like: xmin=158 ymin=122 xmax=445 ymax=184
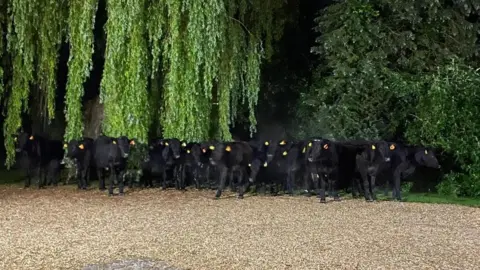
xmin=214 ymin=196 xmax=220 ymax=200
xmin=108 ymin=193 xmax=113 ymax=197
xmin=366 ymin=199 xmax=374 ymax=202
xmin=320 ymin=199 xmax=327 ymax=203
xmin=99 ymin=188 xmax=106 ymax=191
xmin=119 ymin=193 xmax=125 ymax=196
xmin=334 ymin=197 xmax=341 ymax=202
xmin=237 ymin=195 xmax=244 ymax=199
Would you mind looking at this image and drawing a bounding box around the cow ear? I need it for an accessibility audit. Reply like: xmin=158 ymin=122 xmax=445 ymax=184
xmin=129 ymin=140 xmax=136 ymax=146
xmin=164 ymin=142 xmax=169 ymax=146
xmin=225 ymin=145 xmax=231 ymax=152
xmin=63 ymin=144 xmax=68 ymax=149
xmin=371 ymin=145 xmax=376 ymax=150
xmin=112 ymin=140 xmax=117 ymax=145
xmin=79 ymin=144 xmax=85 ymax=150
xmin=264 ymin=141 xmax=269 ymax=146
xmin=389 ymin=144 xmax=395 ymax=150
xmin=282 ymin=151 xmax=288 ymax=156
xmin=181 ymin=142 xmax=187 ymax=147
xmin=323 ymin=144 xmax=328 ymax=150
xmin=308 ymin=142 xmax=312 ymax=147
xmin=29 ymin=135 xmax=34 ymax=140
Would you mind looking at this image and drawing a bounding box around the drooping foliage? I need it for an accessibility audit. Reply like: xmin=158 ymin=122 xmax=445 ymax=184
xmin=37 ymin=0 xmax=68 ymax=121
xmin=4 ymin=0 xmax=39 ymax=166
xmin=297 ymin=0 xmax=480 ymax=195
xmin=0 ymin=0 xmax=289 ymax=166
xmin=3 ymin=0 xmax=68 ymax=166
xmin=101 ymin=0 xmax=150 ymax=142
xmin=64 ymin=0 xmax=98 ymax=142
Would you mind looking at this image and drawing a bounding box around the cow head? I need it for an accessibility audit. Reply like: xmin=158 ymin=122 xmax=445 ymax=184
xmin=266 ymin=139 xmax=290 ymax=162
xmin=414 ymin=148 xmax=441 ymax=169
xmin=369 ymin=141 xmax=392 ymax=163
xmin=165 ymin=138 xmax=181 ymax=159
xmin=14 ymin=132 xmax=34 ymax=153
xmin=307 ymin=138 xmax=333 ymax=162
xmin=187 ymin=143 xmax=202 ymax=166
xmin=115 ymin=136 xmax=131 ymax=158
xmin=64 ymin=139 xmax=84 ymax=159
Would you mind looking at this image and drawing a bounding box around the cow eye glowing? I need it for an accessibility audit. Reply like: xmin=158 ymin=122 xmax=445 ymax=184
xmin=323 ymin=144 xmax=328 ymax=150
xmin=371 ymin=145 xmax=376 ymax=150
xmin=389 ymin=144 xmax=395 ymax=150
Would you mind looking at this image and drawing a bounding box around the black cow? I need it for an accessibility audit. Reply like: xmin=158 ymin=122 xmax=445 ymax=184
xmin=63 ymin=137 xmax=94 ymax=189
xmin=93 ymin=135 xmax=133 ymax=196
xmin=386 ymin=143 xmax=441 ymax=201
xmin=183 ymin=142 xmax=203 ymax=189
xmin=163 ymin=138 xmax=184 ymax=190
xmin=208 ymin=141 xmax=253 ymax=199
xmin=144 ymin=142 xmax=168 ymax=189
xmin=14 ymin=132 xmax=44 ymax=188
xmin=306 ymin=138 xmax=341 ymax=203
xmin=14 ymin=132 xmax=64 ymax=188
xmin=355 ymin=141 xmax=393 ymax=202
xmin=247 ymin=140 xmax=271 ymax=191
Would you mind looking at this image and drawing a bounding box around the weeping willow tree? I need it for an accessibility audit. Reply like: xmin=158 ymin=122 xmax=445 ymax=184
xmin=100 ymin=0 xmax=288 ymax=142
xmin=2 ymin=0 xmax=289 ymax=166
xmin=3 ymin=0 xmax=68 ymax=166
xmin=64 ymin=0 xmax=98 ymax=142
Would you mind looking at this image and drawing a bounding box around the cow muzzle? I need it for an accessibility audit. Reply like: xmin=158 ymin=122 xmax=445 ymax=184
xmin=174 ymin=155 xmax=180 ymax=159
xmin=123 ymin=153 xmax=129 ymax=158
xmin=15 ymin=148 xmax=21 ymax=153
xmin=385 ymin=157 xmax=391 ymax=162
xmin=307 ymin=157 xmax=313 ymax=162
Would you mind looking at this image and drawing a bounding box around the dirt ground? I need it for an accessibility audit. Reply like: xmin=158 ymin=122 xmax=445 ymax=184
xmin=0 ymin=185 xmax=479 ymax=270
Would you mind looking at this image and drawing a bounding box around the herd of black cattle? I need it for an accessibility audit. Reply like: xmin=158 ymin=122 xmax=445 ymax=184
xmin=12 ymin=131 xmax=441 ymax=202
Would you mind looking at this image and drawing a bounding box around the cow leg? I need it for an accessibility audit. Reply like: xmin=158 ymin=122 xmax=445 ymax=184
xmin=237 ymin=169 xmax=246 ymax=199
xmin=97 ymin=169 xmax=106 ymax=190
xmin=215 ymin=166 xmax=228 ymax=199
xmin=393 ymin=170 xmax=402 ymax=201
xmin=286 ymin=170 xmax=295 ymax=195
xmin=118 ymin=171 xmax=125 ymax=195
xmin=108 ymin=167 xmax=115 ymax=196
xmin=193 ymin=167 xmax=200 ymax=189
xmin=370 ymin=175 xmax=377 ymax=201
xmin=360 ymin=171 xmax=373 ymax=202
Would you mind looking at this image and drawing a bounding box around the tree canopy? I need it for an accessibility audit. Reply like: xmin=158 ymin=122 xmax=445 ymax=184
xmin=0 ymin=0 xmax=290 ymax=167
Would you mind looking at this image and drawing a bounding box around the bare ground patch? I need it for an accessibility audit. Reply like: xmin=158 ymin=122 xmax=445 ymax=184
xmin=0 ymin=185 xmax=479 ymax=270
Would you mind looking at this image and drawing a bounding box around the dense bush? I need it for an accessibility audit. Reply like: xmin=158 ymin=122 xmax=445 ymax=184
xmin=296 ymin=0 xmax=480 ymax=197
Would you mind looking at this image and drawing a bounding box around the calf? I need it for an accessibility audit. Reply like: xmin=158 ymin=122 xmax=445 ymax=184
xmin=64 ymin=137 xmax=94 ymax=189
xmin=355 ymin=141 xmax=393 ymax=202
xmin=247 ymin=140 xmax=271 ymax=192
xmin=93 ymin=135 xmax=133 ymax=196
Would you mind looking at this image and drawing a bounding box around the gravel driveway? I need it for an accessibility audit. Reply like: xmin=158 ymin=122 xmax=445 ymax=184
xmin=0 ymin=185 xmax=479 ymax=270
